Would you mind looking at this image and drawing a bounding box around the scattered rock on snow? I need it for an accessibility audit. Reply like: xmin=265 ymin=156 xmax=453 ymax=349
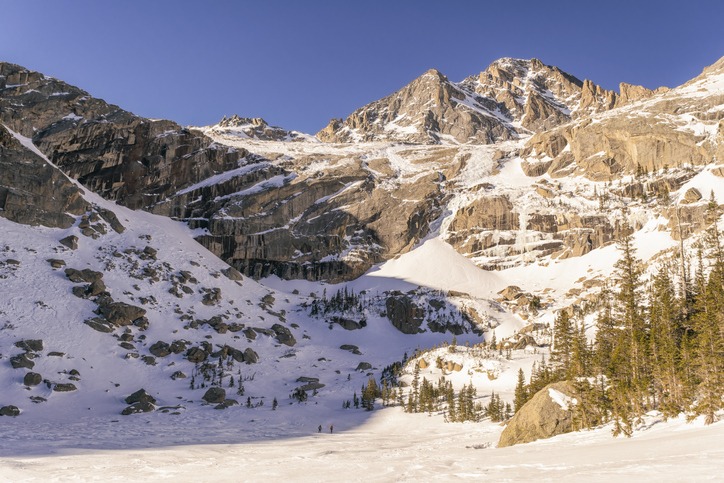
xmin=355 ymin=362 xmax=372 ymax=372
xmin=682 ymin=187 xmax=703 ymax=204
xmin=149 ymin=341 xmax=171 ymax=358
xmin=84 ymin=317 xmax=115 ymax=333
xmin=59 ymin=235 xmax=78 ymax=250
xmin=201 ymin=288 xmax=222 ymax=306
xmin=202 ymin=387 xmax=226 ymax=404
xmin=65 ymin=268 xmax=103 ymax=284
xmin=0 ymin=405 xmax=20 ymax=417
xmin=97 ymin=302 xmax=146 ymax=327
xmin=125 ymin=389 xmax=157 ymax=405
xmin=271 ymin=323 xmax=296 ymax=346
xmin=340 ymin=344 xmax=362 ymax=355
xmin=23 ymin=372 xmax=42 ymax=386
xmin=47 ymin=258 xmax=66 ymax=269
xmin=121 ymin=401 xmax=155 ymax=415
xmin=221 ymin=266 xmax=243 ymax=281
xmin=14 ymin=339 xmax=43 ymax=352
xmin=243 ymin=347 xmax=259 ymax=364
xmin=214 ymin=399 xmax=238 ymax=409
xmin=186 ymin=347 xmax=208 ymax=363
xmin=10 ymin=354 xmax=35 ymax=369
xmin=52 ymin=383 xmax=77 ymax=392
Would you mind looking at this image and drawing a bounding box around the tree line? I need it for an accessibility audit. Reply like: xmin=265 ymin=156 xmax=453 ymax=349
xmin=515 ymin=199 xmax=723 ymax=435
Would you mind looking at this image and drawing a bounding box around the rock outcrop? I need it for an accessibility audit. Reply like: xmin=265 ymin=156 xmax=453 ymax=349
xmin=206 ymin=114 xmax=310 ymax=142
xmin=318 ymin=68 xmax=518 ymax=144
xmin=498 ymin=381 xmax=576 ymax=447
xmin=0 ymin=124 xmax=88 ymax=228
xmin=0 ymin=62 xmax=246 ymax=210
xmin=385 ymin=295 xmax=424 ymax=334
xmin=317 ymin=58 xmax=640 ymax=145
xmin=522 ymin=56 xmax=724 ymax=179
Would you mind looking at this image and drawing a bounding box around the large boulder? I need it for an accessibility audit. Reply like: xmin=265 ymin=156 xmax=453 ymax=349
xmin=243 ymin=347 xmax=259 ymax=364
xmin=202 ymin=387 xmax=226 ymax=404
xmin=271 ymin=323 xmax=296 ymax=346
xmin=97 ymin=302 xmax=146 ymax=326
xmin=125 ymin=389 xmax=156 ymax=405
xmin=186 ymin=346 xmax=208 ymax=363
xmin=0 ymin=405 xmax=20 ymax=417
xmin=23 ymin=372 xmax=42 ymax=386
xmin=149 ymin=341 xmax=171 ymax=358
xmin=14 ymin=339 xmax=44 ymax=352
xmin=498 ymin=381 xmax=575 ymax=447
xmin=385 ymin=295 xmax=424 ymax=334
xmin=65 ymin=268 xmax=103 ymax=284
xmin=10 ymin=354 xmax=34 ymax=369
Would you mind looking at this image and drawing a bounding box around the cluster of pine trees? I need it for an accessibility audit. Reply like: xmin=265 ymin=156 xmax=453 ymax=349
xmin=516 ymin=201 xmax=723 ymax=435
xmin=308 ymin=288 xmax=367 ymax=316
xmin=373 ymin=362 xmax=487 ymax=422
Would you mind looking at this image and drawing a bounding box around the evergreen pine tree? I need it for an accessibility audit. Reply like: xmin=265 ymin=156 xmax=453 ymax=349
xmin=514 ymin=368 xmax=528 ymax=413
xmin=551 ymin=310 xmax=574 ymax=376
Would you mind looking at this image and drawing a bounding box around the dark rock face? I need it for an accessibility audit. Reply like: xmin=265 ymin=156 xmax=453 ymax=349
xmin=1 ymin=62 xmax=447 ymax=283
xmin=0 ymin=124 xmax=88 ymax=228
xmin=202 ymin=387 xmax=226 ymax=404
xmin=385 ymin=295 xmax=424 ymax=334
xmin=0 ymin=63 xmax=246 ymax=211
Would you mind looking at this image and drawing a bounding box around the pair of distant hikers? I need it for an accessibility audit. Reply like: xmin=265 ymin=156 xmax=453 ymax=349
xmin=318 ymin=424 xmax=333 ymax=433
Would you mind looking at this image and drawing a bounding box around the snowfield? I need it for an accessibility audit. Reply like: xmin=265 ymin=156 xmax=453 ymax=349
xmin=1 ymin=410 xmax=722 ymax=482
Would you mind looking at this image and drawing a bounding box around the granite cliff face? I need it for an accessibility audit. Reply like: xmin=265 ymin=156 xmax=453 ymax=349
xmin=522 ymin=57 xmax=724 ymax=179
xmin=0 ymin=124 xmax=87 ymax=228
xmin=1 ymin=56 xmax=722 ymax=281
xmin=0 ymin=62 xmax=245 ymax=210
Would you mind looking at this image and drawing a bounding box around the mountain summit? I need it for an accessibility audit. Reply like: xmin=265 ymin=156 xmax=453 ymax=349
xmin=316 ymin=57 xmax=678 ymax=145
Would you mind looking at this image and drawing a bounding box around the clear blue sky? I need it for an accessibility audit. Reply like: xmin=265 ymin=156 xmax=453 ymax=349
xmin=2 ymin=0 xmax=723 ymax=134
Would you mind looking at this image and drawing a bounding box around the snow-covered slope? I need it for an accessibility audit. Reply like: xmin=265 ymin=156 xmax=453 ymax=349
xmin=1 ymin=54 xmax=724 ymax=481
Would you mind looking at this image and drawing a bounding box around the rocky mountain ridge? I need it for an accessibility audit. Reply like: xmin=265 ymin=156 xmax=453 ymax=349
xmin=317 ymin=57 xmax=673 ymax=145
xmin=208 ymin=114 xmax=315 ymax=142
xmin=1 ymin=56 xmax=723 ymax=284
